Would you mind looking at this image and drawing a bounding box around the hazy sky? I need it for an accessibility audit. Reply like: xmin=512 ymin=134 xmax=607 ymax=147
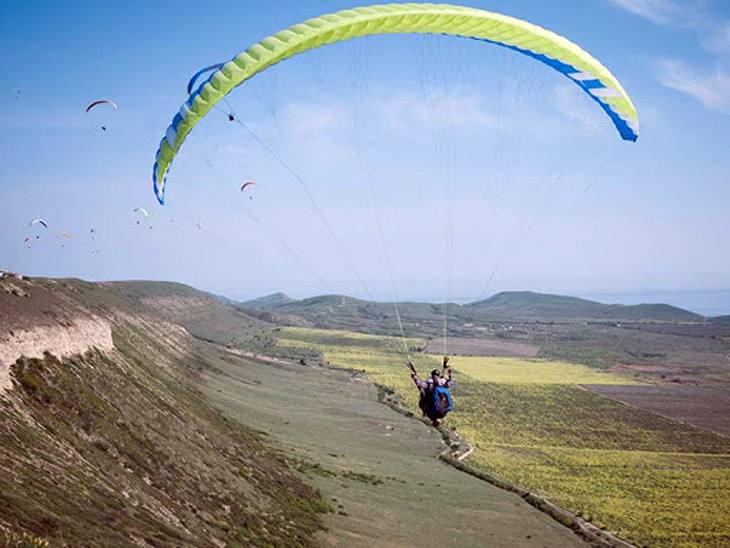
xmin=1 ymin=0 xmax=728 ymax=308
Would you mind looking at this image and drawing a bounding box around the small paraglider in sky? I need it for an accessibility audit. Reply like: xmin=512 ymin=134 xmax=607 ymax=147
xmin=85 ymin=99 xmax=118 ymax=131
xmin=187 ymin=64 xmax=236 ymax=122
xmin=59 ymin=231 xmax=72 ymax=248
xmin=187 ymin=63 xmax=224 ymax=96
xmin=85 ymin=99 xmax=118 ymax=112
xmin=133 ymin=207 xmax=149 ymax=225
xmin=90 ymin=228 xmax=96 ymax=240
xmin=240 ymin=181 xmax=256 ymax=200
xmin=14 ymin=86 xmax=21 ymax=99
xmin=29 ymin=219 xmax=48 ymax=229
xmin=29 ymin=219 xmax=48 ymax=239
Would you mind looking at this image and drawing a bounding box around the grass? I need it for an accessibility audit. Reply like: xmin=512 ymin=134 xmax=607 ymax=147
xmin=444 ymin=355 xmax=635 ymax=384
xmin=1 ymin=325 xmax=327 ymax=546
xmin=276 ymin=326 xmax=730 ymax=547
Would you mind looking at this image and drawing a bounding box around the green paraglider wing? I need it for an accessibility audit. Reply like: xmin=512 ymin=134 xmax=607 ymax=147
xmin=154 ymin=3 xmax=639 ymax=204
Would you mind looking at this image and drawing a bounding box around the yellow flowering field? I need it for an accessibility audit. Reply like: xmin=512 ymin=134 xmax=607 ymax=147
xmin=446 ymin=355 xmax=636 ymax=385
xmin=276 ymin=326 xmax=730 ymax=546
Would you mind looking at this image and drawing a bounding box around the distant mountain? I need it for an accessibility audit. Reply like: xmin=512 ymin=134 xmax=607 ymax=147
xmin=241 ymin=289 xmax=702 ymax=331
xmin=709 ymin=315 xmax=730 ymax=325
xmin=467 ymin=291 xmax=703 ymax=322
xmin=242 ymin=292 xmax=296 ymax=310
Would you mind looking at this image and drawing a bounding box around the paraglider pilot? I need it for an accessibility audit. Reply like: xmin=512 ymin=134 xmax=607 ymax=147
xmin=408 ymin=357 xmax=454 ymax=427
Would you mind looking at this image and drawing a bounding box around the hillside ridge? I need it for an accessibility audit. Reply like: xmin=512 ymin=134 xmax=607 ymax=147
xmin=242 ymin=289 xmax=703 ymax=323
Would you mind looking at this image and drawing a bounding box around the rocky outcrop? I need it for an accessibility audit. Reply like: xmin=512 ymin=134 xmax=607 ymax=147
xmin=0 ymin=317 xmax=113 ymax=394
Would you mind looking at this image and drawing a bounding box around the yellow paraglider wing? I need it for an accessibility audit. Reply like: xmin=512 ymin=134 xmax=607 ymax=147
xmin=153 ymin=3 xmax=639 ymax=204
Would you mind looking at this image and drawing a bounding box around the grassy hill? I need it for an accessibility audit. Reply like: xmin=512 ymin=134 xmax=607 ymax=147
xmin=1 ymin=277 xmax=592 ymax=546
xmin=0 ymin=277 xmax=325 ymax=545
xmin=241 ymin=289 xmax=703 ymax=331
xmin=467 ymin=291 xmax=703 ymax=322
xmin=3 ymin=276 xmax=727 ymax=545
xmin=242 ymin=292 xmax=296 ymax=309
xmin=104 ymin=280 xmax=272 ymax=348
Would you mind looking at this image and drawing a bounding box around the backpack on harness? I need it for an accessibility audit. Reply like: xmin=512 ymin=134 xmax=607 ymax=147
xmin=428 ymin=386 xmax=453 ymax=419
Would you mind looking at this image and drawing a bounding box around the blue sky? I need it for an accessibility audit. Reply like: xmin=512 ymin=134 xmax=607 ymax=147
xmin=1 ymin=0 xmax=728 ymax=312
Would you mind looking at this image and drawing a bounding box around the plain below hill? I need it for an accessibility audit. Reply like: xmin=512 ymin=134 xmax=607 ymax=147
xmin=709 ymin=315 xmax=730 ymax=325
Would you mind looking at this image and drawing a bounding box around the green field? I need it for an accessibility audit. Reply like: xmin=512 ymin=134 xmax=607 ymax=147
xmin=277 ymin=327 xmax=730 ymax=547
xmin=446 ymin=355 xmax=635 ymax=385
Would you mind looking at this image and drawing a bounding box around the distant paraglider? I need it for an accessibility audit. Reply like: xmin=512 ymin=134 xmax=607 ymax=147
xmin=240 ymin=181 xmax=256 ymax=200
xmin=29 ymin=219 xmax=48 ymax=229
xmin=85 ymin=100 xmax=118 ymax=113
xmin=85 ymin=99 xmax=118 ymax=131
xmin=187 ymin=63 xmax=224 ymax=96
xmin=134 ymin=207 xmax=153 ymax=228
xmin=58 ymin=231 xmax=73 ymax=247
xmin=26 ymin=219 xmax=48 ymax=245
xmin=187 ymin=63 xmax=236 ymax=122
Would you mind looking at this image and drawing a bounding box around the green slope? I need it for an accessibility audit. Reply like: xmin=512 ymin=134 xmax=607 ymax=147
xmin=0 ymin=277 xmax=324 ymax=546
xmin=242 ymin=289 xmax=702 ymax=327
xmin=242 ymin=292 xmax=296 ymax=309
xmin=202 ymin=344 xmax=586 ymax=548
xmin=468 ymin=290 xmax=703 ymax=321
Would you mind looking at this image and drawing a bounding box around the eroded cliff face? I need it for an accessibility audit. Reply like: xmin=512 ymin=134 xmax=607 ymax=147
xmin=0 ymin=277 xmax=325 ymax=546
xmin=0 ymin=317 xmax=113 ymax=394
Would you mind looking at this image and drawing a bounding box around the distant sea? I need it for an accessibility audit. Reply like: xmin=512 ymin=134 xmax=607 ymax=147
xmin=576 ymin=289 xmax=730 ymax=317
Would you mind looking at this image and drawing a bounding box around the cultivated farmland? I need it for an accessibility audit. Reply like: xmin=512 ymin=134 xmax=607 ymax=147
xmin=276 ymin=326 xmax=730 ymax=546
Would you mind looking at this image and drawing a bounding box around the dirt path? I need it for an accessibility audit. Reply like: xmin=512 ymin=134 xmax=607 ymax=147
xmin=201 ymin=344 xmax=585 ymax=547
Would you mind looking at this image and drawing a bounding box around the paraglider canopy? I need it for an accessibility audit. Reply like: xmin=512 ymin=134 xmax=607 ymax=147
xmin=29 ymin=219 xmax=48 ymax=229
xmin=134 ymin=207 xmax=150 ymax=225
xmin=85 ymin=100 xmax=118 ymax=112
xmin=152 ymin=2 xmax=639 ymax=205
